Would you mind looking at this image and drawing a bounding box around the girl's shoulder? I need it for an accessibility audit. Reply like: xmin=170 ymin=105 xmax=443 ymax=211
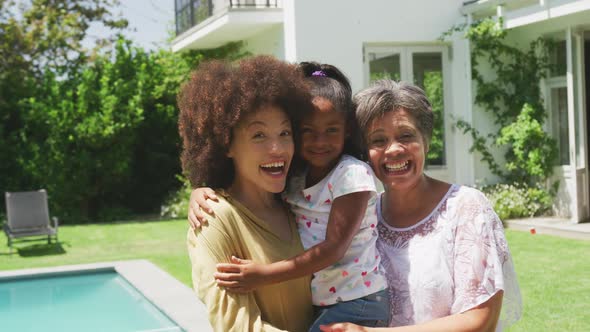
xmin=327 ymin=155 xmax=377 ymax=195
xmin=339 ymin=154 xmax=367 ymax=165
xmin=334 ymin=154 xmax=374 ymax=175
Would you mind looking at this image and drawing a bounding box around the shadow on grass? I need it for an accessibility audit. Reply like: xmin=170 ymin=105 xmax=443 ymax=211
xmin=18 ymin=242 xmax=66 ymax=257
xmin=0 ymin=242 xmax=67 ymax=257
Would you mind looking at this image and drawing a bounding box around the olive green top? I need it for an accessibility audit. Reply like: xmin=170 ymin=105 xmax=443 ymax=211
xmin=187 ymin=190 xmax=313 ymax=332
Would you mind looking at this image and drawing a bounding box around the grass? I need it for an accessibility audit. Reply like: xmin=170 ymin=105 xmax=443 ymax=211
xmin=1 ymin=221 xmax=588 ymax=331
xmin=0 ymin=219 xmax=192 ymax=286
xmin=505 ymin=231 xmax=590 ymax=331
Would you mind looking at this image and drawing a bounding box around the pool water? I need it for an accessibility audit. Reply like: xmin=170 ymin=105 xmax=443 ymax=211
xmin=0 ymin=270 xmax=182 ymax=332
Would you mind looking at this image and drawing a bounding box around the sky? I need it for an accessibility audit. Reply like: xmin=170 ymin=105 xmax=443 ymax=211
xmin=85 ymin=0 xmax=176 ymax=51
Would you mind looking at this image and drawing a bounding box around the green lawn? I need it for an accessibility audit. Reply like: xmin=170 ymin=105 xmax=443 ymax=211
xmin=505 ymin=231 xmax=590 ymax=331
xmin=0 ymin=219 xmax=192 ymax=286
xmin=1 ymin=221 xmax=588 ymax=331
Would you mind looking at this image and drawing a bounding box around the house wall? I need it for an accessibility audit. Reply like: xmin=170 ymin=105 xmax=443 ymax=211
xmin=282 ymin=0 xmax=478 ymax=186
xmin=469 ymin=57 xmax=506 ymax=186
xmin=449 ymin=37 xmax=478 ymax=186
xmin=484 ymin=10 xmax=590 ymax=219
xmin=237 ymin=2 xmax=590 ymax=209
xmin=172 ymin=1 xmax=590 ymax=216
xmin=284 ymin=0 xmax=466 ymax=92
xmin=243 ymin=25 xmax=285 ymax=59
xmin=460 ymin=9 xmax=590 ymax=190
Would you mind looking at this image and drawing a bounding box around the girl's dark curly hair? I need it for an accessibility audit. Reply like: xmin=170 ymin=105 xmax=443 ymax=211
xmin=178 ymin=55 xmax=313 ymax=189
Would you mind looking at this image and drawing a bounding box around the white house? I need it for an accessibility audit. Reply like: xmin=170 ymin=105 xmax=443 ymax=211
xmin=171 ymin=0 xmax=590 ymax=223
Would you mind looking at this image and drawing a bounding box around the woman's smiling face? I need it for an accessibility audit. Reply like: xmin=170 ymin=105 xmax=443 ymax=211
xmin=227 ymin=105 xmax=294 ymax=194
xmin=366 ymin=108 xmax=428 ymax=192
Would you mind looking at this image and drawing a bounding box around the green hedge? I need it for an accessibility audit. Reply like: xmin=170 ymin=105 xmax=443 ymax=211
xmin=2 ymin=37 xmax=246 ymax=222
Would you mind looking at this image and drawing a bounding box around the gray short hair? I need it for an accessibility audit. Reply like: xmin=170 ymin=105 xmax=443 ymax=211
xmin=354 ymin=80 xmax=433 ymax=145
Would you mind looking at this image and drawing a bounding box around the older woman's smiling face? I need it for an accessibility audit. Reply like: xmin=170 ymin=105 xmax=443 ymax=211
xmin=366 ymin=108 xmax=428 ymax=192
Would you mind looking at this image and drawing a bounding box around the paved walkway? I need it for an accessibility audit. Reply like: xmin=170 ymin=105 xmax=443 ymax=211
xmin=505 ymin=217 xmax=590 ymax=241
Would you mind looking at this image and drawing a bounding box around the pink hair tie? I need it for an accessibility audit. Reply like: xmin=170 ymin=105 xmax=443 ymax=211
xmin=311 ymin=70 xmax=327 ymax=77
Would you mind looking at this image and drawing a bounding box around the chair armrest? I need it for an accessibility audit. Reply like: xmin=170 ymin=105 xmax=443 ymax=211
xmin=52 ymin=217 xmax=59 ymax=229
xmin=2 ymin=222 xmax=14 ymax=237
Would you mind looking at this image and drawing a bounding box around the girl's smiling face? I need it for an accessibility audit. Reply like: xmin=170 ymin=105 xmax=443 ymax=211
xmin=366 ymin=108 xmax=428 ymax=192
xmin=300 ymin=97 xmax=348 ymax=181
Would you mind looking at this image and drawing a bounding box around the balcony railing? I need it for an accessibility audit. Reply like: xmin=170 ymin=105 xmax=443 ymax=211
xmin=175 ymin=0 xmax=280 ymax=36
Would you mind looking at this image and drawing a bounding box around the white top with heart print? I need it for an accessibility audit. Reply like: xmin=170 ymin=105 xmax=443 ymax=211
xmin=284 ymin=154 xmax=387 ymax=306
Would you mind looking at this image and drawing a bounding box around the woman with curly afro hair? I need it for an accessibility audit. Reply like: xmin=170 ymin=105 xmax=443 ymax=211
xmin=178 ymin=55 xmax=315 ymax=331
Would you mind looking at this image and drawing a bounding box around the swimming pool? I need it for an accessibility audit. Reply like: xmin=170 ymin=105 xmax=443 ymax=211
xmin=0 ymin=260 xmax=212 ymax=332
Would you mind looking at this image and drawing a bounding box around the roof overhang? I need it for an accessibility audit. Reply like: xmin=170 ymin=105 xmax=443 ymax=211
xmin=461 ymin=0 xmax=590 ymax=29
xmin=172 ymin=10 xmax=283 ymax=51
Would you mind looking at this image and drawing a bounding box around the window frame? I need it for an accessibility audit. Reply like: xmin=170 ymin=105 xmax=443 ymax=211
xmin=546 ymin=77 xmax=570 ymax=166
xmin=363 ymin=44 xmax=451 ymax=173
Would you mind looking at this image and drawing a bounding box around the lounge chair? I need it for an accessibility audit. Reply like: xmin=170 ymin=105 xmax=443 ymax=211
xmin=3 ymin=190 xmax=59 ymax=253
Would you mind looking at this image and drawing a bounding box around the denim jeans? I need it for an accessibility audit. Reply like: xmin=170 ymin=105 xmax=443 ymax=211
xmin=308 ymin=288 xmax=390 ymax=332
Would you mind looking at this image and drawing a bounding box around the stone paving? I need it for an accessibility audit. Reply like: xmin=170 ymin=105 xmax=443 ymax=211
xmin=505 ymin=217 xmax=590 ymax=241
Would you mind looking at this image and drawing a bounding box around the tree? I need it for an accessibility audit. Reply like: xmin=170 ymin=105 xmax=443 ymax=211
xmin=0 ymin=0 xmax=127 ymax=204
xmin=1 ymin=1 xmax=248 ymax=222
xmin=19 ymin=37 xmax=247 ymax=221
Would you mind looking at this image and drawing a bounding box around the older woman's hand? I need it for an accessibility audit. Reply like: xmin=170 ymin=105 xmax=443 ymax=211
xmin=319 ymin=323 xmax=370 ymax=332
xmin=188 ymin=187 xmax=218 ymax=229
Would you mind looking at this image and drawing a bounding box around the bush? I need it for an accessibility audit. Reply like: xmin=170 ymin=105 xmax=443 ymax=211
xmin=496 ymin=103 xmax=558 ymax=185
xmin=160 ymin=177 xmax=192 ymax=219
xmin=4 ymin=37 xmax=247 ymax=223
xmin=482 ymin=183 xmax=552 ymax=221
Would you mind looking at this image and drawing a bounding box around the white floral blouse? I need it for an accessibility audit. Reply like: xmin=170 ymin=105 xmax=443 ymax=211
xmin=376 ymin=184 xmax=522 ymax=330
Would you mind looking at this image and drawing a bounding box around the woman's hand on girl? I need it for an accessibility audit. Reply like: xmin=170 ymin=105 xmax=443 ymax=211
xmin=214 ymin=256 xmax=269 ymax=293
xmin=188 ymin=187 xmax=218 ymax=229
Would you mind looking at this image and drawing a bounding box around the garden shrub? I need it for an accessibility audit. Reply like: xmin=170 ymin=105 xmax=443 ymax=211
xmin=482 ymin=183 xmax=552 ymax=221
xmin=445 ymin=18 xmax=559 ymax=217
xmin=160 ymin=177 xmax=192 ymax=220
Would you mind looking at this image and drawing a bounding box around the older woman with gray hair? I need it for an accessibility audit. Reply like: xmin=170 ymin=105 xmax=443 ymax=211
xmin=321 ymin=80 xmax=522 ymax=331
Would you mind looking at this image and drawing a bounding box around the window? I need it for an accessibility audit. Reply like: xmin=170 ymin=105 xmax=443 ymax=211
xmin=176 ymin=0 xmax=192 ymax=35
xmin=550 ymin=86 xmax=570 ymax=165
xmin=366 ymin=46 xmax=447 ymax=166
xmin=546 ymin=37 xmax=571 ymax=166
xmin=550 ymin=40 xmax=567 ymax=77
xmin=368 ymin=53 xmax=401 ymax=81
xmin=175 ymin=0 xmax=212 ymax=35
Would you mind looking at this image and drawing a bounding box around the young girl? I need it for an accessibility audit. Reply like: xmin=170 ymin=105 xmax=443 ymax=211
xmin=189 ymin=62 xmax=389 ymax=331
